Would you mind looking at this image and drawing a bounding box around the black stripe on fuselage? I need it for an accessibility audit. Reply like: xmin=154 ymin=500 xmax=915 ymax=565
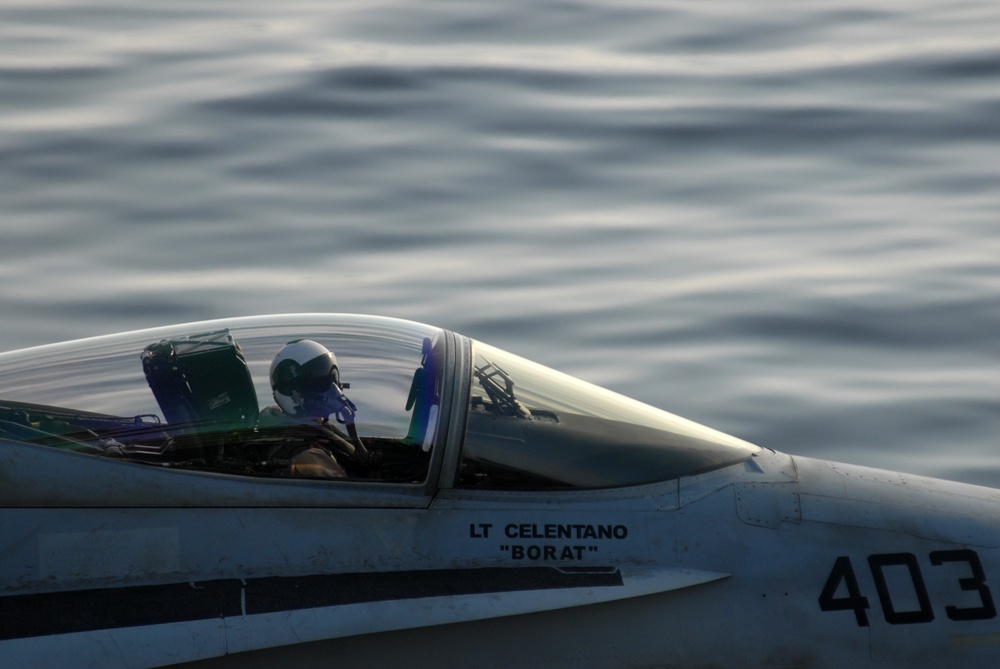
xmin=0 ymin=566 xmax=622 ymax=640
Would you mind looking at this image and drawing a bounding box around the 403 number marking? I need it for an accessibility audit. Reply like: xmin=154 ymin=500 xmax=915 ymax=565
xmin=819 ymin=550 xmax=996 ymax=626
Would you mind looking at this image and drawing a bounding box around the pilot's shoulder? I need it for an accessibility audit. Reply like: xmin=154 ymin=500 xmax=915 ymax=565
xmin=258 ymin=404 xmax=297 ymax=426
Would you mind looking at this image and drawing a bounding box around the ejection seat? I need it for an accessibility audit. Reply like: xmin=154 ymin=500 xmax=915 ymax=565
xmin=141 ymin=329 xmax=260 ymax=460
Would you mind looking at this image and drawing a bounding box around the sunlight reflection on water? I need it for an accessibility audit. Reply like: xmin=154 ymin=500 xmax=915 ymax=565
xmin=2 ymin=0 xmax=1000 ymax=484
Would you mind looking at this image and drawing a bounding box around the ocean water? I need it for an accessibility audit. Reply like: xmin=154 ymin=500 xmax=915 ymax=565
xmin=2 ymin=0 xmax=1000 ymax=485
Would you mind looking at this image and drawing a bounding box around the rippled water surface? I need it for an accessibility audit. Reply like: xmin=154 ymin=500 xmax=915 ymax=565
xmin=3 ymin=0 xmax=1000 ymax=485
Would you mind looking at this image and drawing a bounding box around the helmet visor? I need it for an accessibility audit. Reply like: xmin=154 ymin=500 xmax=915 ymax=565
xmin=295 ymin=353 xmax=340 ymax=394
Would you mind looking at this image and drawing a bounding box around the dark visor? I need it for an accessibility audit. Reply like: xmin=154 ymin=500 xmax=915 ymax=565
xmin=296 ymin=353 xmax=339 ymax=394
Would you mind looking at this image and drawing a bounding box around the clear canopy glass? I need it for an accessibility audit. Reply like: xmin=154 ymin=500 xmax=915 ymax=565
xmin=459 ymin=341 xmax=759 ymax=489
xmin=0 ymin=315 xmax=444 ymax=483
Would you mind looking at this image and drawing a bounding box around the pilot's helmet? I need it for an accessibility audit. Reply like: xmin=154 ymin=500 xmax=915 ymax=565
xmin=270 ymin=339 xmax=341 ymax=417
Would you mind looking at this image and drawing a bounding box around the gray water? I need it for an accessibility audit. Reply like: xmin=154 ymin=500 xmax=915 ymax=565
xmin=3 ymin=0 xmax=1000 ymax=485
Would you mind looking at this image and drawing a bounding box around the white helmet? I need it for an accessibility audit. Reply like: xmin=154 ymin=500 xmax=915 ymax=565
xmin=270 ymin=339 xmax=344 ymax=418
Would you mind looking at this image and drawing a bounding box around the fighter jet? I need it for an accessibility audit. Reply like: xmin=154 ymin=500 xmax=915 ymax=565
xmin=1 ymin=313 xmax=998 ymax=668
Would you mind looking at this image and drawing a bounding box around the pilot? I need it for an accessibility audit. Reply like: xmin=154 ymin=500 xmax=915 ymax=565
xmin=260 ymin=339 xmax=375 ymax=479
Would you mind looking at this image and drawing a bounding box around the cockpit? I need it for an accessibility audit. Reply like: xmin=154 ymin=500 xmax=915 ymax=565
xmin=0 ymin=314 xmax=758 ymax=493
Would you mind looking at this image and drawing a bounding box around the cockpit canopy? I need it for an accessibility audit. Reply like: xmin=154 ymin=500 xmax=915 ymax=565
xmin=0 ymin=315 xmax=444 ymax=484
xmin=459 ymin=340 xmax=758 ymax=489
xmin=0 ymin=314 xmax=758 ymax=493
